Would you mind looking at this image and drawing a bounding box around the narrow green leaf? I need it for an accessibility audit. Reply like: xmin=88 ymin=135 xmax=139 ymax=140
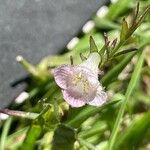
xmin=135 ymin=5 xmax=150 ymax=28
xmin=80 ymin=53 xmax=87 ymax=61
xmin=125 ymin=51 xmax=145 ymax=97
xmin=107 ymin=50 xmax=145 ymax=150
xmin=90 ymin=36 xmax=99 ymax=52
xmin=128 ymin=5 xmax=150 ymax=37
xmin=66 ymin=100 xmax=119 ymax=128
xmin=5 ymin=127 xmax=28 ymax=150
xmin=115 ymin=110 xmax=150 ymax=149
xmin=120 ymin=18 xmax=129 ymax=41
xmin=114 ymin=48 xmax=137 ymax=57
xmin=79 ymin=122 xmax=107 ymax=139
xmin=78 ymin=138 xmax=97 ymax=150
xmin=101 ymin=52 xmax=136 ymax=87
xmin=73 ymin=34 xmax=103 ymax=54
xmin=0 ymin=117 xmax=12 ymax=150
xmin=132 ymin=2 xmax=139 ymax=25
xmin=19 ymin=124 xmax=42 ymax=150
xmin=99 ymin=43 xmax=109 ymax=65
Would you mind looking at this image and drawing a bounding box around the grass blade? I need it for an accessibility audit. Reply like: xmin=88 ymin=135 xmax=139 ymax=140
xmin=19 ymin=124 xmax=42 ymax=150
xmin=107 ymin=50 xmax=145 ymax=150
xmin=114 ymin=48 xmax=137 ymax=57
xmin=66 ymin=100 xmax=119 ymax=128
xmin=0 ymin=117 xmax=12 ymax=150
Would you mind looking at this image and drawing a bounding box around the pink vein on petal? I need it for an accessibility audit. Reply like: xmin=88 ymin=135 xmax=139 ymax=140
xmin=53 ymin=65 xmax=73 ymax=89
xmin=88 ymin=87 xmax=107 ymax=106
xmin=62 ymin=90 xmax=86 ymax=107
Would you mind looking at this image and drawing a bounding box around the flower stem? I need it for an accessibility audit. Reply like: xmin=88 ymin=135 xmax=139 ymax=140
xmin=0 ymin=109 xmax=39 ymax=120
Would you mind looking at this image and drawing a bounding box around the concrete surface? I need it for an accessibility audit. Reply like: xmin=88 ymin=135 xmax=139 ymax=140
xmin=0 ymin=0 xmax=107 ymax=107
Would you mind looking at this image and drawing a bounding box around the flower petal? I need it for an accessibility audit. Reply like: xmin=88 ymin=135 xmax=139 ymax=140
xmin=53 ymin=65 xmax=73 ymax=89
xmin=62 ymin=90 xmax=86 ymax=107
xmin=88 ymin=87 xmax=107 ymax=106
xmin=67 ymin=66 xmax=99 ymax=102
xmin=80 ymin=52 xmax=100 ymax=74
xmin=75 ymin=66 xmax=99 ymax=84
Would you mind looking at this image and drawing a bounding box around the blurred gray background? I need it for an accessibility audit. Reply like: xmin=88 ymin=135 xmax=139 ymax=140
xmin=0 ymin=0 xmax=107 ymax=108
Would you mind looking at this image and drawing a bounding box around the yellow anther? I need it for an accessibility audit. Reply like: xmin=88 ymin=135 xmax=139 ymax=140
xmin=78 ymin=72 xmax=82 ymax=78
xmin=72 ymin=72 xmax=91 ymax=94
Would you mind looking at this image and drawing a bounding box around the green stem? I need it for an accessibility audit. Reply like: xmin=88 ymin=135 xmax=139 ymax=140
xmin=0 ymin=109 xmax=39 ymax=120
xmin=16 ymin=55 xmax=39 ymax=77
xmin=111 ymin=41 xmax=123 ymax=55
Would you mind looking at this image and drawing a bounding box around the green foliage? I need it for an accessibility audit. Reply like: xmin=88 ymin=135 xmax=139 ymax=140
xmin=115 ymin=110 xmax=150 ymax=149
xmin=108 ymin=50 xmax=145 ymax=150
xmin=52 ymin=124 xmax=76 ymax=150
xmin=1 ymin=1 xmax=150 ymax=150
xmin=89 ymin=36 xmax=99 ymax=53
xmin=105 ymin=0 xmax=132 ymax=21
xmin=120 ymin=18 xmax=129 ymax=41
xmin=66 ymin=100 xmax=119 ymax=128
xmin=19 ymin=124 xmax=42 ymax=150
xmin=101 ymin=52 xmax=136 ymax=87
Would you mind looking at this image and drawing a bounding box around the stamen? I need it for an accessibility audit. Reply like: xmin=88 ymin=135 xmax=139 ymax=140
xmin=78 ymin=72 xmax=82 ymax=78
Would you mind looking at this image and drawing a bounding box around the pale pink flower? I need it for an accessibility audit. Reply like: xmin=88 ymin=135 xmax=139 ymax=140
xmin=53 ymin=52 xmax=107 ymax=107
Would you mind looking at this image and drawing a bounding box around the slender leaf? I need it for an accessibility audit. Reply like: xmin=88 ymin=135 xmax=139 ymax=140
xmin=78 ymin=138 xmax=97 ymax=150
xmin=114 ymin=48 xmax=137 ymax=57
xmin=90 ymin=36 xmax=99 ymax=52
xmin=101 ymin=52 xmax=136 ymax=87
xmin=73 ymin=34 xmax=103 ymax=54
xmin=5 ymin=127 xmax=28 ymax=150
xmin=19 ymin=124 xmax=42 ymax=150
xmin=79 ymin=122 xmax=107 ymax=139
xmin=107 ymin=50 xmax=145 ymax=150
xmin=120 ymin=18 xmax=129 ymax=41
xmin=66 ymin=100 xmax=119 ymax=128
xmin=80 ymin=53 xmax=87 ymax=61
xmin=128 ymin=5 xmax=150 ymax=38
xmin=136 ymin=5 xmax=150 ymax=28
xmin=0 ymin=117 xmax=12 ymax=150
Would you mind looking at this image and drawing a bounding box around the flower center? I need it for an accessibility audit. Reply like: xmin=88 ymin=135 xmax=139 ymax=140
xmin=72 ymin=72 xmax=90 ymax=94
